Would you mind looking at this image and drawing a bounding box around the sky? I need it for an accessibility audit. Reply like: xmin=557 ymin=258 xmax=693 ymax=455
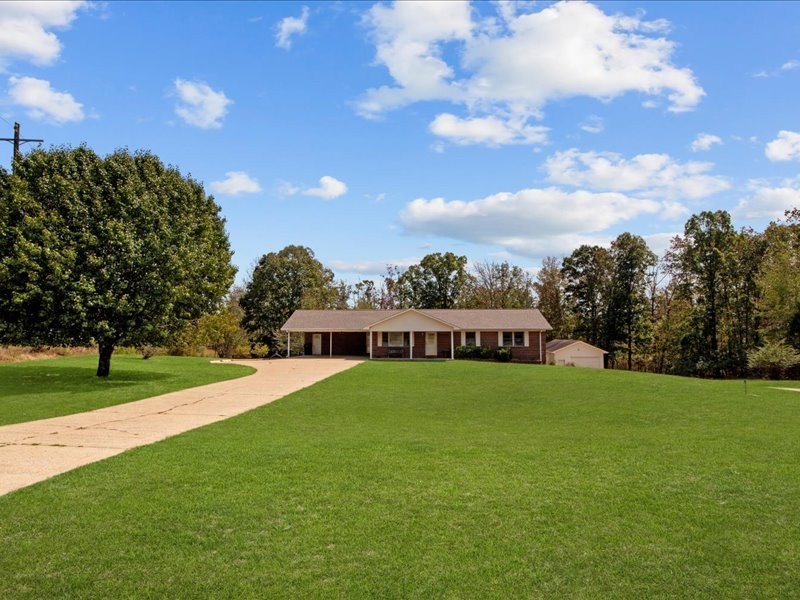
xmin=1 ymin=1 xmax=800 ymax=284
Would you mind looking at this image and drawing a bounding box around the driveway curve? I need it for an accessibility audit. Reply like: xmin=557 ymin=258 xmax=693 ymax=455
xmin=0 ymin=357 xmax=362 ymax=496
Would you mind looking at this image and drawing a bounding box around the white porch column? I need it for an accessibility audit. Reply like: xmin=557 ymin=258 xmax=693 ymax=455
xmin=539 ymin=331 xmax=543 ymax=363
xmin=287 ymin=332 xmax=290 ymax=358
xmin=410 ymin=331 xmax=414 ymax=359
xmin=450 ymin=330 xmax=454 ymax=360
xmin=369 ymin=331 xmax=373 ymax=359
xmin=329 ymin=331 xmax=333 ymax=357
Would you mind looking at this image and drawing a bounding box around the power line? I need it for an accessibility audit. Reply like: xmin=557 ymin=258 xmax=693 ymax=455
xmin=0 ymin=122 xmax=44 ymax=167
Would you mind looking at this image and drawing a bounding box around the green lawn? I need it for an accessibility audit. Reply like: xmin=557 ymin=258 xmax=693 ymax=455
xmin=0 ymin=355 xmax=255 ymax=425
xmin=1 ymin=362 xmax=799 ymax=598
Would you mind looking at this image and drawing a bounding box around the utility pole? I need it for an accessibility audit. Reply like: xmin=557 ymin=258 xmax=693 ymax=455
xmin=1 ymin=122 xmax=44 ymax=169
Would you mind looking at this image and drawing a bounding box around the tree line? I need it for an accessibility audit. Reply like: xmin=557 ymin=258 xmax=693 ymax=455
xmin=2 ymin=147 xmax=798 ymax=379
xmin=238 ymin=209 xmax=800 ymax=379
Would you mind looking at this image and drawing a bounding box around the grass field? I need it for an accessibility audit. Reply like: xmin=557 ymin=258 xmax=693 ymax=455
xmin=1 ymin=362 xmax=799 ymax=598
xmin=0 ymin=355 xmax=255 ymax=426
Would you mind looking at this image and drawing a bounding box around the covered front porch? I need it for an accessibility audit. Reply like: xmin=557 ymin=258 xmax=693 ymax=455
xmin=286 ymin=309 xmax=457 ymax=360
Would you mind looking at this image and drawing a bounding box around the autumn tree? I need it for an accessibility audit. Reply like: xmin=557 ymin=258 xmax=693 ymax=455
xmin=463 ymin=260 xmax=535 ymax=308
xmin=534 ymin=256 xmax=572 ymax=338
xmin=668 ymin=210 xmax=739 ymax=376
xmin=0 ymin=146 xmax=235 ymax=377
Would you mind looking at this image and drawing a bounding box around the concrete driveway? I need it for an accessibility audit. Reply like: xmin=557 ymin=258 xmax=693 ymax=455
xmin=0 ymin=357 xmax=362 ymax=496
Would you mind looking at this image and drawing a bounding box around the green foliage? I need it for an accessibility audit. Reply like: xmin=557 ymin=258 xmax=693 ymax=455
xmin=193 ymin=311 xmax=250 ymax=359
xmin=606 ymin=233 xmax=658 ymax=370
xmin=757 ymin=219 xmax=800 ymax=349
xmin=397 ymin=252 xmax=472 ymax=308
xmin=0 ymin=147 xmax=235 ymax=376
xmin=747 ymin=340 xmax=800 ymax=379
xmin=240 ymin=245 xmax=337 ymax=347
xmin=562 ymin=245 xmax=611 ymax=347
xmin=534 ymin=256 xmax=573 ymax=338
xmin=668 ymin=211 xmax=741 ymax=377
xmin=494 ymin=346 xmax=512 ymax=362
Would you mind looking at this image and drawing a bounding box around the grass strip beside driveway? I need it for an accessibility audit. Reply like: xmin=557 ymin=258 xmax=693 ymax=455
xmin=0 ymin=355 xmax=255 ymax=426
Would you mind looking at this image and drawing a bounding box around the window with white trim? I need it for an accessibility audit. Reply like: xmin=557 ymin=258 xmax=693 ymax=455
xmin=382 ymin=331 xmax=408 ymax=348
xmin=465 ymin=331 xmax=477 ymax=347
xmin=502 ymin=331 xmax=526 ymax=347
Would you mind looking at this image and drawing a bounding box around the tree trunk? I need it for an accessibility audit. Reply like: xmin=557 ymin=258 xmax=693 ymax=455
xmin=97 ymin=341 xmax=115 ymax=377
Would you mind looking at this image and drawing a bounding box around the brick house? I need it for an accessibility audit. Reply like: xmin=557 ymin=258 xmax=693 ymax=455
xmin=281 ymin=308 xmax=552 ymax=362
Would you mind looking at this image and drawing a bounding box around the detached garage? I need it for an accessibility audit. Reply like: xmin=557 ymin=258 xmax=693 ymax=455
xmin=546 ymin=339 xmax=607 ymax=369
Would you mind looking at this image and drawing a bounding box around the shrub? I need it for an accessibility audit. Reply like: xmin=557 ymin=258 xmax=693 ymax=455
xmin=747 ymin=340 xmax=800 ymax=379
xmin=479 ymin=346 xmax=495 ymax=360
xmin=139 ymin=345 xmax=159 ymax=360
xmin=495 ymin=346 xmax=512 ymax=362
xmin=455 ymin=345 xmax=477 ymax=359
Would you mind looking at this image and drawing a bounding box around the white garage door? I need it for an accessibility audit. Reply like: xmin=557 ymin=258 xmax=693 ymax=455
xmin=570 ymin=355 xmax=603 ymax=369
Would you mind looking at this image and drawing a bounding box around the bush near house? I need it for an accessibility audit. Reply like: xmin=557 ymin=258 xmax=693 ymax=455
xmin=454 ymin=345 xmax=513 ymax=362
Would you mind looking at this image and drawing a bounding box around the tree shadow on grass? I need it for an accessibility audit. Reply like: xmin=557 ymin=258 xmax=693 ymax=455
xmin=0 ymin=365 xmax=174 ymax=399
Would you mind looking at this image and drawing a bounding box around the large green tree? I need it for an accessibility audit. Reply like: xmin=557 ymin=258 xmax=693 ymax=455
xmin=668 ymin=210 xmax=738 ymax=376
xmin=240 ymin=245 xmax=337 ymax=347
xmin=0 ymin=146 xmax=236 ymax=376
xmin=397 ymin=252 xmax=472 ymax=309
xmin=562 ymin=245 xmax=611 ymax=347
xmin=606 ymin=233 xmax=657 ymax=370
xmin=757 ymin=211 xmax=800 ymax=348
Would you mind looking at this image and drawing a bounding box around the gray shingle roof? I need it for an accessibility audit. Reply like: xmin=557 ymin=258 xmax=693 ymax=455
xmin=282 ymin=308 xmax=552 ymax=331
xmin=546 ymin=339 xmax=607 ymax=353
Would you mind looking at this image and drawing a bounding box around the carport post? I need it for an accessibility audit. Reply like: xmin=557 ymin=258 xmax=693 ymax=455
xmin=410 ymin=330 xmax=414 ymax=359
xmin=369 ymin=330 xmax=373 ymax=359
xmin=330 ymin=331 xmax=333 ymax=357
xmin=287 ymin=332 xmax=290 ymax=358
xmin=450 ymin=331 xmax=454 ymax=360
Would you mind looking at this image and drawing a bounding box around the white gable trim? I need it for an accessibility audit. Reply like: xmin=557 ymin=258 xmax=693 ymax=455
xmin=368 ymin=308 xmax=459 ymax=332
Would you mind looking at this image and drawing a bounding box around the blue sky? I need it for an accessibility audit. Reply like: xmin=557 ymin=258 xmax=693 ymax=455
xmin=2 ymin=1 xmax=800 ymax=284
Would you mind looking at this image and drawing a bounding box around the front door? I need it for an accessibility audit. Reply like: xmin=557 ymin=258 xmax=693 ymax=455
xmin=425 ymin=332 xmax=437 ymax=357
xmin=312 ymin=334 xmax=322 ymax=355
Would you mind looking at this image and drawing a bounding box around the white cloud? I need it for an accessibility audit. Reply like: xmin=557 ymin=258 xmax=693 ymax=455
xmin=579 ymin=115 xmax=604 ymax=134
xmin=209 ymin=171 xmax=261 ymax=196
xmin=7 ymin=76 xmax=83 ymax=123
xmin=765 ymin=130 xmax=800 ymax=162
xmin=275 ymin=6 xmax=309 ymax=49
xmin=643 ymin=232 xmax=679 ymax=258
xmin=282 ymin=175 xmax=348 ymax=200
xmin=304 ymin=175 xmax=347 ymax=199
xmin=781 ymin=59 xmax=800 ymax=72
xmin=399 ymin=186 xmax=662 ymax=258
xmin=734 ymin=178 xmax=800 ymax=220
xmin=690 ymin=133 xmax=722 ymax=152
xmin=754 ymin=59 xmax=800 ymax=78
xmin=358 ymin=0 xmax=704 ymax=132
xmin=544 ymin=148 xmax=729 ymax=200
xmin=0 ymin=1 xmax=87 ymax=68
xmin=429 ymin=113 xmax=548 ymax=146
xmin=328 ymin=257 xmax=418 ymax=275
xmin=173 ymin=79 xmax=231 ymax=129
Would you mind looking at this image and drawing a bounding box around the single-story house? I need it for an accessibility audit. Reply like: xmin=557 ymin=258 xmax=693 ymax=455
xmin=281 ymin=308 xmax=552 ymax=362
xmin=546 ymin=339 xmax=607 ymax=368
